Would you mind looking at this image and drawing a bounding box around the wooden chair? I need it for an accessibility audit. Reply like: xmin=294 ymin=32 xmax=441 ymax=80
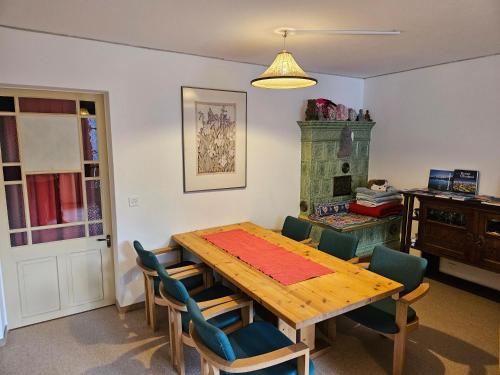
xmin=157 ymin=266 xmax=248 ymax=375
xmin=186 ymin=297 xmax=314 ymax=375
xmin=345 ymin=245 xmax=429 ymax=375
xmin=133 ymin=240 xmax=205 ymax=331
xmin=274 ymin=216 xmax=313 ymax=244
xmin=315 ymin=228 xmax=360 ymax=263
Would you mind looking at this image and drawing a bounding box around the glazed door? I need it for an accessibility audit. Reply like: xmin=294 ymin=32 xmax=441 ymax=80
xmin=0 ymin=88 xmax=115 ymax=328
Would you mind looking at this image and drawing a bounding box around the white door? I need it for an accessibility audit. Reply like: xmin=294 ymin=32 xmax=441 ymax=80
xmin=0 ymin=88 xmax=115 ymax=329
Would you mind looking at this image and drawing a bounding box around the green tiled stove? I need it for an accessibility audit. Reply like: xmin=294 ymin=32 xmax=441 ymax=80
xmin=297 ymin=121 xmax=401 ymax=257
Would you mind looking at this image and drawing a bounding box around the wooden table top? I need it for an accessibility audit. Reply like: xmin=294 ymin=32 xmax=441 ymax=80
xmin=173 ymin=222 xmax=404 ymax=329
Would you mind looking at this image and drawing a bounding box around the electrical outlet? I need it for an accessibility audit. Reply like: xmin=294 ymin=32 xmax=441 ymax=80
xmin=128 ymin=196 xmax=139 ymax=207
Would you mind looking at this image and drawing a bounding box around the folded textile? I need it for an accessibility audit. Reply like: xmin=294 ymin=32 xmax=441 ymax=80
xmin=356 ymin=193 xmax=402 ymax=203
xmin=356 ymin=199 xmax=402 ymax=207
xmin=349 ymin=202 xmax=403 ymax=218
xmin=355 ymin=187 xmax=399 ymax=198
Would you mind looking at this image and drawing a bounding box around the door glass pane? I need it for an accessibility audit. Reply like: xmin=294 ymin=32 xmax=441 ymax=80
xmin=5 ymin=184 xmax=26 ymax=229
xmin=3 ymin=166 xmax=22 ymax=181
xmin=0 ymin=96 xmax=15 ymax=112
xmin=86 ymin=180 xmax=102 ymax=221
xmin=84 ymin=164 xmax=99 ymax=178
xmin=10 ymin=232 xmax=28 ymax=247
xmin=19 ymin=115 xmax=81 ymax=172
xmin=19 ymin=98 xmax=76 ymax=114
xmin=89 ymin=222 xmax=103 ymax=236
xmin=486 ymin=219 xmax=500 ymax=235
xmin=32 ymin=225 xmax=85 ymax=244
xmin=81 ymin=118 xmax=99 ymax=161
xmin=79 ymin=101 xmax=96 ymax=115
xmin=0 ymin=116 xmax=20 ymax=162
xmin=27 ymin=173 xmax=83 ymax=227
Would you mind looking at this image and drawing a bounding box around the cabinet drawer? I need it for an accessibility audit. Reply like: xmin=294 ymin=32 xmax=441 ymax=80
xmin=478 ymin=213 xmax=500 ymax=272
xmin=420 ymin=222 xmax=470 ymax=261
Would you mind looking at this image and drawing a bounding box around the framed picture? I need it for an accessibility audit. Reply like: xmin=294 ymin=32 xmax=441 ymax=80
xmin=181 ymin=86 xmax=247 ymax=192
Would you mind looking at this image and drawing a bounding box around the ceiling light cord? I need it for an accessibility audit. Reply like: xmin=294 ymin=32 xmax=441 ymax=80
xmin=282 ymin=30 xmax=287 ymax=51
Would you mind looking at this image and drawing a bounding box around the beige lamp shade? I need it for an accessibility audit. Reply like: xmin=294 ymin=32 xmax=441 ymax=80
xmin=251 ymin=50 xmax=318 ymax=89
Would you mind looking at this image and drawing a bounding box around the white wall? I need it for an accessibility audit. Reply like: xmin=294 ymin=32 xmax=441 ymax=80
xmin=0 ymin=27 xmax=363 ymax=306
xmin=364 ymin=55 xmax=500 ymax=196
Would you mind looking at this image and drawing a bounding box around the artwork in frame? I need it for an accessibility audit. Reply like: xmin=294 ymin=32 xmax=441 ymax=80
xmin=181 ymin=87 xmax=247 ymax=192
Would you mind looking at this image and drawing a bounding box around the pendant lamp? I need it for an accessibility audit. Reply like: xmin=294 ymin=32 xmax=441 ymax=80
xmin=251 ymin=30 xmax=317 ymax=89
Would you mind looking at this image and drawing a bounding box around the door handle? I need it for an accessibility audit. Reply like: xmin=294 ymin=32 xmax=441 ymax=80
xmin=97 ymin=234 xmax=111 ymax=248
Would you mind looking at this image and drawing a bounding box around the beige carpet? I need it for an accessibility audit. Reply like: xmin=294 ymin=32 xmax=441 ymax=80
xmin=0 ymin=279 xmax=498 ymax=375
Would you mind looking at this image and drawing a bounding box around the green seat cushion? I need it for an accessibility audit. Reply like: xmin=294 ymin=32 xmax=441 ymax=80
xmin=345 ymin=297 xmax=417 ymax=334
xmin=153 ymin=260 xmax=203 ymax=296
xmin=181 ymin=284 xmax=241 ymax=333
xmin=223 ymin=321 xmax=315 ymax=375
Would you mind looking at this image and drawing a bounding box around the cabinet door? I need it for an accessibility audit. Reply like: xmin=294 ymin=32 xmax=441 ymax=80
xmin=418 ymin=200 xmax=475 ymax=262
xmin=477 ymin=212 xmax=500 ymax=273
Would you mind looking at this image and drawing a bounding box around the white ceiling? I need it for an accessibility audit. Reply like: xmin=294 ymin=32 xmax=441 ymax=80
xmin=1 ymin=0 xmax=499 ymax=78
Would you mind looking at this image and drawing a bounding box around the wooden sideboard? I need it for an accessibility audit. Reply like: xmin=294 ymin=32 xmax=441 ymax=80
xmin=400 ymin=192 xmax=500 ymax=274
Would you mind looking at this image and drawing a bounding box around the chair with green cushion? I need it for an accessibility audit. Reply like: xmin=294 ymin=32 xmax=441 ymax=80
xmin=133 ymin=240 xmax=205 ymax=331
xmin=279 ymin=216 xmax=313 ymax=243
xmin=345 ymin=245 xmax=429 ymax=375
xmin=157 ymin=267 xmax=245 ymax=375
xmin=317 ymin=229 xmax=359 ymax=262
xmin=186 ymin=297 xmax=314 ymax=375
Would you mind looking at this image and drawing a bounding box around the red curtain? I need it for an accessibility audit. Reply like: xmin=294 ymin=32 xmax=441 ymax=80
xmin=27 ymin=173 xmax=83 ymax=243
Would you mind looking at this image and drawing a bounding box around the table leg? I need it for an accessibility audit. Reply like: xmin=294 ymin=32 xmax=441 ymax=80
xmin=404 ymin=196 xmax=415 ymax=253
xmin=400 ymin=195 xmax=410 ymax=252
xmin=299 ymin=325 xmax=316 ymax=351
xmin=319 ymin=317 xmax=336 ymax=343
xmin=278 ymin=319 xmax=297 ymax=343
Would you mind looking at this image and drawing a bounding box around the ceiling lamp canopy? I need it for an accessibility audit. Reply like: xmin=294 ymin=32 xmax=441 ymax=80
xmin=251 ymin=31 xmax=317 ymax=89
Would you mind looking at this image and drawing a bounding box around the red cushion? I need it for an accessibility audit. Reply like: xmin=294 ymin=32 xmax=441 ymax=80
xmin=349 ymin=202 xmax=403 ymax=218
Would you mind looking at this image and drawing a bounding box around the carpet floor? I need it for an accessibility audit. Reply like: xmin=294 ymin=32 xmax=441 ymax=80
xmin=0 ymin=278 xmax=498 ymax=374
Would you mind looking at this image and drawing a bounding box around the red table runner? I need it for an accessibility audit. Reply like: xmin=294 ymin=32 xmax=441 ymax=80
xmin=202 ymin=229 xmax=332 ymax=285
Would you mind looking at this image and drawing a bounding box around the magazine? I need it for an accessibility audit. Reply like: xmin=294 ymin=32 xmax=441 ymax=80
xmin=428 ymin=169 xmax=454 ymax=192
xmin=452 ymin=170 xmax=479 ymax=195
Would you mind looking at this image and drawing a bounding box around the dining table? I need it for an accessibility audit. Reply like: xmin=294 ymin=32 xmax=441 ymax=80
xmin=172 ymin=221 xmax=404 ymax=356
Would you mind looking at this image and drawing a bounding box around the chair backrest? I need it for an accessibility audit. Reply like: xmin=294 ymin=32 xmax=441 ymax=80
xmin=133 ymin=240 xmax=161 ymax=271
xmin=369 ymin=245 xmax=427 ymax=295
xmin=281 ymin=216 xmax=312 ymax=242
xmin=186 ymin=298 xmax=236 ymax=361
xmin=318 ymin=229 xmax=359 ymax=261
xmin=156 ymin=267 xmax=190 ymax=304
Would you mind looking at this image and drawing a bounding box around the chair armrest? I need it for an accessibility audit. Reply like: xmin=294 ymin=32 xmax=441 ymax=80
xmin=201 ymin=298 xmax=253 ymax=320
xmin=170 ymin=267 xmax=205 ymax=281
xmin=299 ymin=238 xmax=313 ymax=245
xmin=196 ymin=294 xmax=244 ymax=310
xmin=191 ymin=335 xmax=309 ymax=374
xmin=227 ymin=342 xmax=309 ymax=373
xmin=356 ymin=262 xmax=370 ymax=269
xmin=399 ymin=282 xmax=430 ymax=305
xmin=347 ymin=257 xmax=360 ymax=264
xmin=166 ymin=263 xmax=207 ymax=276
xmin=153 ymin=245 xmax=181 ymax=255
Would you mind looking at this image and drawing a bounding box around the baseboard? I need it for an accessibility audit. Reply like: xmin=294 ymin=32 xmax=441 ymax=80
xmin=0 ymin=325 xmax=7 ymax=347
xmin=115 ymin=300 xmax=144 ymax=315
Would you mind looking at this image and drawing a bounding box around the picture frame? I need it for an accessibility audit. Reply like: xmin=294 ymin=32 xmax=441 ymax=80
xmin=181 ymin=86 xmax=247 ymax=192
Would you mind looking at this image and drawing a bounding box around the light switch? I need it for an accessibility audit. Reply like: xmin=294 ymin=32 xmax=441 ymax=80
xmin=128 ymin=196 xmax=139 ymax=207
